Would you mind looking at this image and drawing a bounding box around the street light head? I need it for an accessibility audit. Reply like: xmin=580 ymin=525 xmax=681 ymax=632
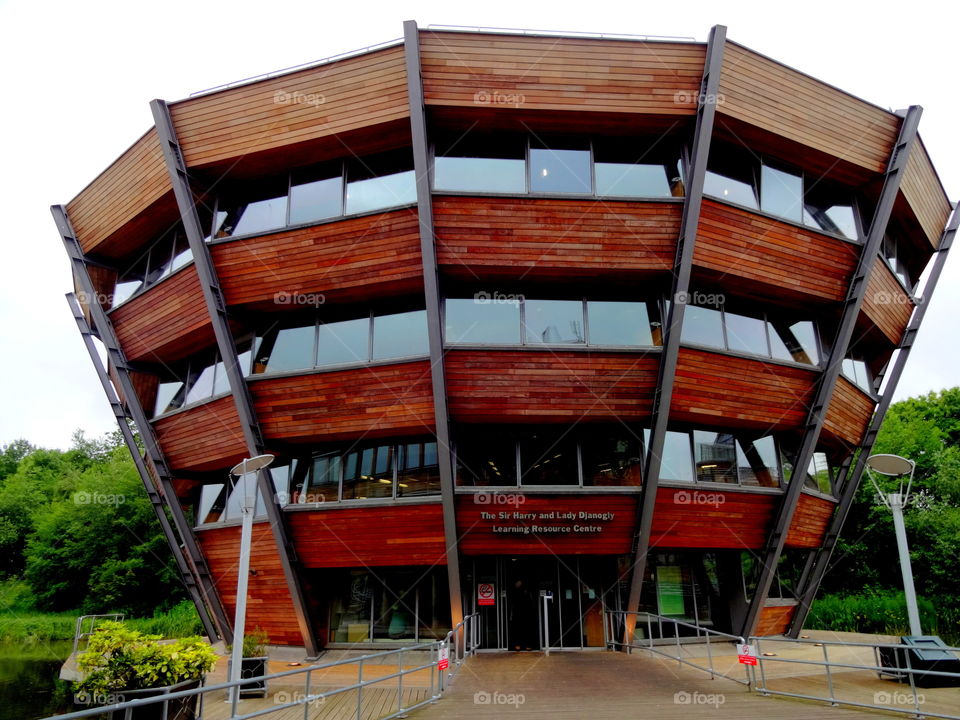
xmin=230 ymin=454 xmax=275 ymax=477
xmin=866 ymin=454 xmax=914 ymax=477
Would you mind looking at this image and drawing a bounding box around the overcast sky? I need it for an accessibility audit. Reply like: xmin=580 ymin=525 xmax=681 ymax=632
xmin=0 ymin=0 xmax=957 ymax=450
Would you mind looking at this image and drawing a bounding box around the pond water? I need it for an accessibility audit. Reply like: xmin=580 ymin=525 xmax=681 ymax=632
xmin=0 ymin=642 xmax=75 ymax=720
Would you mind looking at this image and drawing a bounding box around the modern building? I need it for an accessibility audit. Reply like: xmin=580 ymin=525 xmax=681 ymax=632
xmin=54 ymin=22 xmax=955 ymax=655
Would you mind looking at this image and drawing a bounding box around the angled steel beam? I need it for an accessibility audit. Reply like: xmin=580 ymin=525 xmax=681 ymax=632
xmin=741 ymin=105 xmax=923 ymax=638
xmin=150 ymin=100 xmax=319 ymax=656
xmin=65 ymin=292 xmax=222 ymax=642
xmin=788 ymin=202 xmax=958 ymax=636
xmin=402 ymin=18 xmax=464 ymax=629
xmin=624 ymin=24 xmax=727 ymax=638
xmin=52 ymin=205 xmax=230 ymax=642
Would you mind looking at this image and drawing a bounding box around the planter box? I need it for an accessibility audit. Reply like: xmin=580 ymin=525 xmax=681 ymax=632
xmin=227 ymin=656 xmax=269 ymax=697
xmin=108 ymin=678 xmax=202 ymax=720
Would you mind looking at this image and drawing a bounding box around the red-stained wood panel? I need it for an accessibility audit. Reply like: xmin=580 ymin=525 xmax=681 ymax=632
xmin=211 ymin=209 xmax=423 ymax=309
xmin=755 ymin=602 xmax=797 ymax=636
xmin=170 ymin=46 xmax=409 ymax=170
xmin=288 ymin=505 xmax=447 ymax=568
xmin=250 ymin=361 xmax=435 ymax=444
xmin=862 ymin=260 xmax=914 ymax=344
xmin=196 ymin=523 xmax=302 ymax=645
xmin=694 ymin=199 xmax=858 ymax=303
xmin=672 ymin=348 xmax=817 ymax=431
xmin=901 ymin=137 xmax=952 ymax=249
xmin=434 ymin=197 xmax=678 ymax=280
xmin=785 ymin=492 xmax=836 ymax=549
xmin=152 ymin=396 xmax=247 ymax=472
xmin=650 ymin=487 xmax=778 ymax=549
xmin=446 ymin=350 xmax=658 ymax=423
xmin=109 ymin=267 xmax=214 ymax=364
xmin=823 ymin=377 xmax=875 ymax=448
xmin=421 ymin=31 xmax=705 ymax=116
xmin=456 ymin=494 xmax=638 ymax=555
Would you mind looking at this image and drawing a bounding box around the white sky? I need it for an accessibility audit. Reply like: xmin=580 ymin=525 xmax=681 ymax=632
xmin=0 ymin=0 xmax=957 ymax=449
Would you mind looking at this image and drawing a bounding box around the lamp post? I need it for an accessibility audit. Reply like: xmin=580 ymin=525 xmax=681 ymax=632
xmin=227 ymin=454 xmax=274 ymax=703
xmin=865 ymin=453 xmax=922 ymax=636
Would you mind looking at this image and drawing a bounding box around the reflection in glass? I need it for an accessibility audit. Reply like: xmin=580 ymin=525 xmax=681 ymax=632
xmin=185 ymin=363 xmax=216 ymax=405
xmin=805 ymin=203 xmax=857 ymax=239
xmin=216 ymin=195 xmax=288 ymax=237
xmin=724 ymin=312 xmax=769 ymax=356
xmin=445 ymin=298 xmax=521 ymax=344
xmin=704 ymin=169 xmax=758 ymax=208
xmin=290 ymin=173 xmax=343 ymax=225
xmin=519 ymin=432 xmax=579 ymax=485
xmin=154 ymin=380 xmax=185 ymax=416
xmin=681 ymin=305 xmax=724 ymax=348
xmin=735 ymin=436 xmax=780 ymax=487
xmin=317 ymin=317 xmax=369 ymax=366
xmin=694 ymin=431 xmax=737 ymax=483
xmin=581 ymin=433 xmax=642 ymax=486
xmin=760 ymin=165 xmax=803 ymax=222
xmin=587 ymin=301 xmax=657 ymax=346
xmin=346 ymin=171 xmax=416 ymax=214
xmin=523 ymin=300 xmax=584 ymax=344
xmin=649 ymin=429 xmax=694 ymax=482
xmin=769 ymin=320 xmax=819 ymax=365
xmin=530 ymin=144 xmax=591 ymax=194
xmin=595 ymin=163 xmax=671 ymax=197
xmin=398 ymin=441 xmax=440 ymax=496
xmin=342 ymin=445 xmax=394 ymax=499
xmin=259 ymin=326 xmax=315 ymax=374
xmin=305 ymin=453 xmax=339 ymax=503
xmin=372 ymin=310 xmax=429 ymax=360
xmin=455 ymin=430 xmax=517 ymax=486
xmin=198 ymin=484 xmax=226 ymax=524
xmin=842 ymin=357 xmax=872 ymax=392
xmin=434 ymin=157 xmax=525 ymax=193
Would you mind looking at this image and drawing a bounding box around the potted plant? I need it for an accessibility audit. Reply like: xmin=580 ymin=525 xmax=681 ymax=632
xmin=227 ymin=628 xmax=270 ymax=697
xmin=74 ymin=621 xmax=217 ymax=720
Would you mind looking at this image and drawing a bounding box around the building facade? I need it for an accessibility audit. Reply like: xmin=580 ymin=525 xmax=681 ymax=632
xmin=54 ymin=23 xmax=955 ymax=654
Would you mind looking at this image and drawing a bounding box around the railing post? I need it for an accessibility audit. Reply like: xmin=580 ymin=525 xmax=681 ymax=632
xmin=705 ymin=631 xmax=714 ymax=680
xmin=397 ymin=648 xmax=404 ymax=713
xmin=356 ymin=658 xmax=363 ymax=720
xmin=303 ymin=668 xmax=312 ymax=720
xmin=823 ymin=643 xmax=837 ymax=706
xmin=905 ymin=648 xmax=921 ymax=718
xmin=675 ymin=620 xmax=681 ymax=665
xmin=756 ymin=638 xmax=768 ymax=695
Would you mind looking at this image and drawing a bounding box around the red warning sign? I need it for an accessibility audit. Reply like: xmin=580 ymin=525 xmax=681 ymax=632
xmin=737 ymin=643 xmax=758 ymax=665
xmin=438 ymin=645 xmax=449 ymax=670
xmin=478 ymin=583 xmax=496 ymax=606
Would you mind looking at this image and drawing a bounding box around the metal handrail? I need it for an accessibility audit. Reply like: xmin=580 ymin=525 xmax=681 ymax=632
xmin=751 ymin=635 xmax=960 ymax=720
xmin=71 ymin=614 xmax=124 ymax=656
xmin=605 ymin=610 xmax=751 ymax=686
xmin=440 ymin=612 xmax=480 ymax=690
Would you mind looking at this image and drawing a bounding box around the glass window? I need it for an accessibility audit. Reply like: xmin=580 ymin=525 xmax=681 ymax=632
xmin=345 ymin=152 xmax=416 ymax=215
xmin=433 ymin=135 xmax=526 ymax=193
xmin=398 ymin=441 xmax=440 ymax=496
xmin=843 ymin=357 xmax=872 ymax=392
xmin=197 ymin=484 xmax=226 ymax=525
xmin=169 ymin=232 xmax=193 ymax=273
xmin=519 ymin=432 xmax=579 ymax=485
xmin=523 ymin=300 xmax=584 ymax=344
xmin=587 ymin=301 xmax=659 ymax=347
xmin=760 ymin=165 xmax=803 ymax=222
xmin=806 ymin=451 xmax=834 ymax=494
xmin=317 ymin=317 xmax=370 ymax=366
xmin=724 ymin=312 xmax=769 ymax=356
xmin=184 ymin=361 xmax=216 ymax=405
xmin=804 ymin=182 xmax=858 ymax=240
xmin=372 ymin=310 xmax=429 ymax=360
xmin=581 ymin=432 xmax=642 ymax=486
xmin=681 ymin=304 xmax=724 ymax=348
xmin=445 ymin=298 xmax=522 ymax=344
xmin=736 ymin=436 xmax=780 ymax=487
xmin=290 ymin=166 xmax=343 ymax=225
xmin=648 ymin=429 xmax=694 ymax=482
xmin=154 ymin=380 xmax=185 ymax=416
xmin=704 ymin=160 xmax=758 ymax=209
xmin=342 ymin=445 xmax=394 ymax=499
xmin=329 ymin=570 xmax=373 ymax=642
xmin=694 ymin=431 xmax=737 ymax=483
xmin=530 ymin=140 xmax=591 ymax=194
xmin=215 ymin=185 xmax=288 ymax=238
xmin=372 ymin=570 xmax=418 ymax=642
xmin=269 ymin=462 xmax=295 ymax=506
xmin=113 ymin=252 xmax=149 ymax=307
xmin=769 ymin=320 xmax=819 ymax=365
xmin=257 ymin=325 xmax=315 ymax=374
xmin=212 ymin=358 xmax=230 ymax=396
xmin=593 ymin=139 xmax=679 ymax=198
xmin=304 ymin=452 xmax=339 ymax=503
xmin=455 ymin=430 xmax=518 ymax=486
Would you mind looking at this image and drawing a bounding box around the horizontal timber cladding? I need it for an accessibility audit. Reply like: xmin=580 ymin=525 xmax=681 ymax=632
xmin=433 ymin=197 xmax=678 ymax=278
xmin=823 ymin=376 xmax=876 ymax=448
xmin=152 ymin=395 xmax=247 ymax=472
xmin=211 ymin=208 xmax=423 ymax=308
xmin=108 ymin=266 xmax=214 ymax=364
xmin=169 ymin=45 xmax=408 ymax=169
xmin=717 ymin=42 xmax=900 ymax=173
xmin=196 ymin=523 xmax=302 ymax=645
xmin=649 ymin=487 xmax=778 ymax=549
xmin=66 ymin=129 xmax=172 ymax=256
xmin=861 ymin=259 xmax=915 ymax=344
xmin=671 ymin=348 xmax=817 ymax=430
xmin=419 ymin=31 xmax=705 ymax=115
xmin=455 ymin=494 xmax=638 ymax=555
xmin=250 ymin=361 xmax=435 ymax=443
xmin=756 ymin=603 xmax=797 ymax=636
xmin=901 ymin=138 xmax=952 ymax=248
xmin=445 ymin=350 xmax=659 ymax=423
xmin=785 ymin=492 xmax=837 ymax=549
xmin=287 ymin=504 xmax=447 ymax=568
xmin=693 ymin=199 xmax=858 ymax=303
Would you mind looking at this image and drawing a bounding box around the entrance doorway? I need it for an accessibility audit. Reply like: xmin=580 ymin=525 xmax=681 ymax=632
xmin=467 ymin=557 xmax=615 ymax=651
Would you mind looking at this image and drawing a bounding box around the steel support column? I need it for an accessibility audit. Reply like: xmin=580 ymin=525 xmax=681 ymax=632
xmin=788 ymin=204 xmax=957 ymax=636
xmin=150 ymin=100 xmax=319 ymax=656
xmin=740 ymin=105 xmax=923 ymax=638
xmin=402 ymin=19 xmax=464 ymax=629
xmin=52 ymin=205 xmax=230 ymax=642
xmin=624 ymin=24 xmax=727 ymax=639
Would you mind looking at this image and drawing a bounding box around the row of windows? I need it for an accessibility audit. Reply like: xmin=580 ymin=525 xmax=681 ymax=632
xmin=882 ymin=232 xmax=920 ymax=292
xmin=112 ymin=227 xmax=192 ymax=308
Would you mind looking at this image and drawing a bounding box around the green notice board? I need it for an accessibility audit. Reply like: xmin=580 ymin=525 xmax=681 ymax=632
xmin=656 ymin=566 xmax=685 ymax=617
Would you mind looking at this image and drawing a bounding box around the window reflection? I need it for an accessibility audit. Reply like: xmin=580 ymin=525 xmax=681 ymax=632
xmin=345 ymin=151 xmax=416 ymax=215
xmin=434 ymin=134 xmax=526 ymax=193
xmin=445 ymin=298 xmax=522 ymax=344
xmin=519 ymin=431 xmax=579 ymax=485
xmin=372 ymin=310 xmax=429 ymax=360
xmin=694 ymin=431 xmax=737 ymax=483
xmin=587 ymin=301 xmax=662 ymax=346
xmin=398 ymin=441 xmax=440 ymax=496
xmin=342 ymin=444 xmax=395 ymax=500
xmin=760 ymin=165 xmax=803 ymax=222
xmin=523 ymin=300 xmax=584 ymax=344
xmin=530 ymin=139 xmax=592 ymax=194
xmin=290 ymin=165 xmax=343 ymax=225
xmin=317 ymin=318 xmax=369 ymax=367
xmin=112 ymin=227 xmax=192 ymax=308
xmin=581 ymin=432 xmax=642 ymax=486
xmin=455 ymin=429 xmax=518 ymax=486
xmin=681 ymin=305 xmax=724 ymax=348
